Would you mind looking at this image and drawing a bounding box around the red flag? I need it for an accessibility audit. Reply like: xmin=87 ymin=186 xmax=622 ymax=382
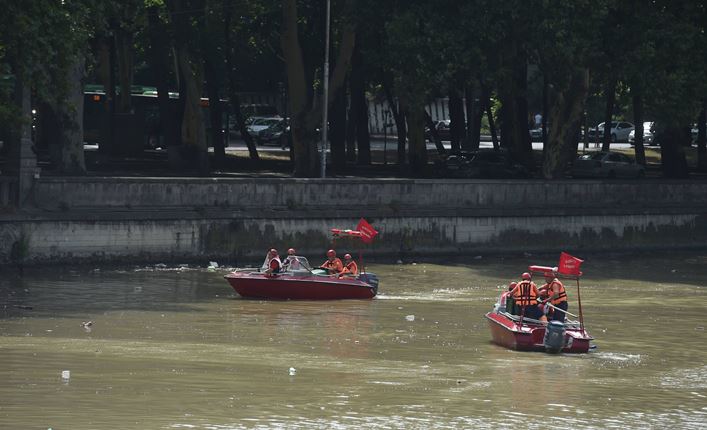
xmin=558 ymin=252 xmax=584 ymax=276
xmin=356 ymin=218 xmax=379 ymax=244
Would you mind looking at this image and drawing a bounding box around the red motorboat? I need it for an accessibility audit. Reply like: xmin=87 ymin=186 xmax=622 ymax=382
xmin=224 ymin=257 xmax=379 ymax=300
xmin=485 ymin=253 xmax=595 ymax=353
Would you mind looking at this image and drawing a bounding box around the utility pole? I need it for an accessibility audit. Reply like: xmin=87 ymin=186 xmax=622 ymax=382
xmin=320 ymin=0 xmax=331 ymax=178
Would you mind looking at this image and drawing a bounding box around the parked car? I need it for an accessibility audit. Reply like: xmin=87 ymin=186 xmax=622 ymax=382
xmin=587 ymin=121 xmax=634 ymax=142
xmin=425 ymin=119 xmax=451 ymax=141
xmin=628 ymin=122 xmax=656 ymax=146
xmin=435 ymin=149 xmax=530 ymax=178
xmin=246 ymin=116 xmax=284 ymax=141
xmin=257 ymin=118 xmax=290 ymax=147
xmin=571 ymin=151 xmax=644 ymax=179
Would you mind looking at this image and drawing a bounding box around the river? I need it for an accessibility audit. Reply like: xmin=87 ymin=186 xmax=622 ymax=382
xmin=1 ymin=252 xmax=706 ymax=429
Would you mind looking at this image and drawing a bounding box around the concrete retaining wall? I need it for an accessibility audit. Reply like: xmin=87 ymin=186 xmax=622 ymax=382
xmin=1 ymin=177 xmax=706 ymax=265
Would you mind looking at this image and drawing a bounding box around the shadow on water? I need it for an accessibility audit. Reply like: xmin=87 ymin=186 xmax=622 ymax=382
xmin=0 ymin=264 xmax=233 ymax=320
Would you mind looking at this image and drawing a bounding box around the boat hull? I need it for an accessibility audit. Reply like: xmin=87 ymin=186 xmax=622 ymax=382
xmin=485 ymin=312 xmax=592 ymax=353
xmin=224 ymin=271 xmax=377 ymax=300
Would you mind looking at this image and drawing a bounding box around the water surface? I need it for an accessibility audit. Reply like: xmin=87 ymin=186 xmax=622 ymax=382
xmin=1 ymin=253 xmax=706 ymax=429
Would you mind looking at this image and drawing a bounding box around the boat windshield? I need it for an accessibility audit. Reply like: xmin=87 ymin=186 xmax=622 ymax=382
xmin=282 ymin=256 xmax=313 ymax=272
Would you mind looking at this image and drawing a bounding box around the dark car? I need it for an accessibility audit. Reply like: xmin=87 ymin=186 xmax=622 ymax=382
xmin=425 ymin=119 xmax=451 ymax=141
xmin=571 ymin=151 xmax=645 ymax=179
xmin=257 ymin=118 xmax=290 ymax=147
xmin=436 ymin=149 xmax=530 ymax=178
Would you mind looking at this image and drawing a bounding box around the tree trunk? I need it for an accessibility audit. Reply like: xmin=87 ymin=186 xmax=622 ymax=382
xmin=697 ymin=100 xmax=706 ymax=172
xmin=448 ymin=87 xmax=464 ymax=152
xmin=498 ymin=42 xmax=532 ymax=166
xmin=344 ymin=77 xmax=356 ymax=162
xmin=632 ymin=90 xmax=646 ymax=166
xmin=657 ymin=124 xmax=690 ymax=178
xmin=204 ymin=57 xmax=225 ymax=167
xmin=223 ymin=0 xmax=258 ymax=161
xmin=382 ymin=74 xmax=406 ymax=166
xmin=176 ymin=46 xmax=209 ymax=175
xmin=424 ymin=111 xmax=446 ymax=156
xmin=484 ymin=87 xmax=499 ymax=151
xmin=281 ymin=0 xmax=316 ymax=176
xmin=58 ymin=56 xmax=87 ymax=174
xmin=115 ymin=28 xmax=134 ymax=114
xmin=282 ymin=0 xmax=355 ymax=177
xmin=601 ymin=76 xmax=616 ymax=151
xmin=330 ymin=86 xmax=347 ymax=171
xmin=463 ymin=83 xmax=477 ymax=151
xmin=543 ymin=68 xmax=590 ymax=179
xmin=146 ymin=6 xmax=181 ymax=169
xmin=405 ymin=103 xmax=427 ymax=176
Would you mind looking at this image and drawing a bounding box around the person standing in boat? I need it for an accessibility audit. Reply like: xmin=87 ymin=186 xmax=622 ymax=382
xmin=320 ymin=249 xmax=343 ymax=275
xmin=510 ymin=272 xmax=542 ymax=320
xmin=540 ymin=271 xmax=568 ymax=322
xmin=338 ymin=253 xmax=359 ymax=277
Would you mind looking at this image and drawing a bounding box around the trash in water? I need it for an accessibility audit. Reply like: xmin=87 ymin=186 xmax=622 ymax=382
xmin=134 ymin=286 xmax=143 ymax=293
xmin=155 ymin=263 xmax=167 ymax=269
xmin=61 ymin=370 xmax=70 ymax=380
xmin=405 ymin=315 xmax=415 ymax=322
xmin=288 ymin=367 xmax=296 ymax=376
xmin=81 ymin=321 xmax=93 ymax=328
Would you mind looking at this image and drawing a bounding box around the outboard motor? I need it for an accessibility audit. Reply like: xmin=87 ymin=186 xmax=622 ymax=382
xmin=543 ymin=320 xmax=566 ymax=353
xmin=358 ymin=273 xmax=379 ymax=289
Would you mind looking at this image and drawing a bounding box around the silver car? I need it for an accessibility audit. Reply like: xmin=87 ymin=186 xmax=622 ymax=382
xmin=571 ymin=151 xmax=645 ymax=179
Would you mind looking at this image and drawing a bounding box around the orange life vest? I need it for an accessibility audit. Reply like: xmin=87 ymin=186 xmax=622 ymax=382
xmin=512 ymin=280 xmax=538 ymax=306
xmin=321 ymin=258 xmax=343 ymax=273
xmin=546 ymin=279 xmax=567 ymax=305
xmin=343 ymin=260 xmax=358 ymax=275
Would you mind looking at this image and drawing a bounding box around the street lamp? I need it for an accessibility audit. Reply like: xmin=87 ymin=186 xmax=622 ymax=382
xmin=320 ymin=0 xmax=331 ymax=178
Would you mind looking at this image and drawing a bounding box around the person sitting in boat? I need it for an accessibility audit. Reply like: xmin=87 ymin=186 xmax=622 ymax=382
xmin=504 ymin=282 xmax=518 ymax=314
xmin=262 ymin=248 xmax=282 ymax=274
xmin=510 ymin=272 xmax=542 ymax=320
xmin=281 ymin=248 xmax=301 ymax=271
xmin=320 ymin=249 xmax=343 ymax=275
xmin=338 ymin=253 xmax=359 ymax=277
xmin=539 ymin=271 xmax=568 ymax=322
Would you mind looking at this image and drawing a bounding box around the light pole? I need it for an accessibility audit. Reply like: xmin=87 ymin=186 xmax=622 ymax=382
xmin=320 ymin=0 xmax=331 ymax=178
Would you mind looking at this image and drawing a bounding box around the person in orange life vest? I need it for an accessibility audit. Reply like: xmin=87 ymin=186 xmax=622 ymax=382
xmin=263 ymin=249 xmax=282 ymax=275
xmin=282 ymin=248 xmax=301 ymax=271
xmin=510 ymin=272 xmax=542 ymax=320
xmin=338 ymin=253 xmax=359 ymax=277
xmin=262 ymin=248 xmax=278 ymax=270
xmin=320 ymin=249 xmax=343 ymax=274
xmin=539 ymin=271 xmax=568 ymax=322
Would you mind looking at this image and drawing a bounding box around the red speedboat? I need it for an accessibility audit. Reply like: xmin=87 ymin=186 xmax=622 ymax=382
xmin=485 ymin=254 xmax=595 ymax=353
xmin=224 ymin=257 xmax=379 ymax=300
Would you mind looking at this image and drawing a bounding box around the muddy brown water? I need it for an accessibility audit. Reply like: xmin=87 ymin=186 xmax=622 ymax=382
xmin=1 ymin=253 xmax=706 ymax=429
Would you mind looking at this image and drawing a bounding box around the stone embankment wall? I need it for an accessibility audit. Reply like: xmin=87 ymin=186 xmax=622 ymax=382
xmin=0 ymin=177 xmax=705 ymax=265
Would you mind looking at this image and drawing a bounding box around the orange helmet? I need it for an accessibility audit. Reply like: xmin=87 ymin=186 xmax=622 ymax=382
xmin=327 ymin=249 xmax=336 ymax=257
xmin=287 ymin=248 xmax=296 ymax=255
xmin=344 ymin=253 xmax=352 ymax=260
xmin=521 ymin=272 xmax=531 ymax=280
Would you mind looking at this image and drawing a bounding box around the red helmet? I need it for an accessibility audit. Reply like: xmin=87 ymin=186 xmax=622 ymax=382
xmin=344 ymin=253 xmax=352 ymax=260
xmin=508 ymin=281 xmax=517 ymax=290
xmin=269 ymin=248 xmax=278 ymax=255
xmin=287 ymin=248 xmax=296 ymax=255
xmin=521 ymin=272 xmax=531 ymax=280
xmin=327 ymin=249 xmax=336 ymax=257
xmin=545 ymin=272 xmax=554 ymax=279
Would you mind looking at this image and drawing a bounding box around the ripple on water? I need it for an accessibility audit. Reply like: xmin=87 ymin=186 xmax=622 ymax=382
xmin=592 ymin=352 xmax=643 ymax=367
xmin=659 ymin=365 xmax=707 ymax=390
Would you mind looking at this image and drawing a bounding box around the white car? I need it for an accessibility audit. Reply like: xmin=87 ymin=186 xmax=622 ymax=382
xmin=628 ymin=122 xmax=655 ymax=146
xmin=587 ymin=121 xmax=635 ymax=142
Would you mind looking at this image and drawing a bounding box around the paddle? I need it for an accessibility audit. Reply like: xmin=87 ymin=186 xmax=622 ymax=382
xmin=544 ymin=302 xmax=579 ymax=319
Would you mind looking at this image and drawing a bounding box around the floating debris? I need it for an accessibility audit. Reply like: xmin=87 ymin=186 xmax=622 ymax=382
xmin=288 ymin=367 xmax=296 ymax=376
xmin=405 ymin=315 xmax=415 ymax=322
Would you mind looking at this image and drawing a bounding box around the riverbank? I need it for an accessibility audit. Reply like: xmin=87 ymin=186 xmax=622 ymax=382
xmin=1 ymin=176 xmax=706 ymax=265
